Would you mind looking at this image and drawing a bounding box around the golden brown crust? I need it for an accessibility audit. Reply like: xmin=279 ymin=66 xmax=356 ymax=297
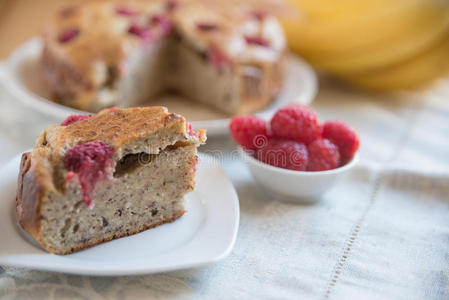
xmin=44 ymin=210 xmax=186 ymax=255
xmin=29 ymin=106 xmax=195 ymax=195
xmin=16 ymin=153 xmax=44 ymax=246
xmin=45 ymin=106 xmax=186 ymax=152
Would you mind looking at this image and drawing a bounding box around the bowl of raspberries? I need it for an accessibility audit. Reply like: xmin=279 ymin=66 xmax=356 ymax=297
xmin=229 ymin=103 xmax=360 ymax=200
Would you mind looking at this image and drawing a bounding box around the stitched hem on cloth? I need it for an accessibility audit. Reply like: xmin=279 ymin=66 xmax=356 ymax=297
xmin=323 ymin=99 xmax=426 ymax=300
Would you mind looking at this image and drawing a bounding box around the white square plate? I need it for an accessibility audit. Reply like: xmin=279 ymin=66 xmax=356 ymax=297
xmin=0 ymin=153 xmax=239 ymax=276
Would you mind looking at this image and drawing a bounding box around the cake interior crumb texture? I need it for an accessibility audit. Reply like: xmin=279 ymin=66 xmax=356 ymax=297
xmin=41 ymin=145 xmax=196 ymax=254
xmin=48 ymin=30 xmax=275 ymax=115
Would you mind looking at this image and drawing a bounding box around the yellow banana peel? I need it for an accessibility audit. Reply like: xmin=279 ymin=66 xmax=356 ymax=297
xmin=340 ymin=34 xmax=449 ymax=90
xmin=304 ymin=12 xmax=449 ymax=74
xmin=280 ymin=0 xmax=449 ymax=89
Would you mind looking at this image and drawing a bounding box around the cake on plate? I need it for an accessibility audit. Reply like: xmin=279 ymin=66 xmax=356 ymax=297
xmin=40 ymin=0 xmax=286 ymax=115
xmin=16 ymin=106 xmax=206 ymax=254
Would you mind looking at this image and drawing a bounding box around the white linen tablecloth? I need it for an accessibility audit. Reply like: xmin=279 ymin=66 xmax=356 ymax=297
xmin=0 ymin=77 xmax=448 ymax=300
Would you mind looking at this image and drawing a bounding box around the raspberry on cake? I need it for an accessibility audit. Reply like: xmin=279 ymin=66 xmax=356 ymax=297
xmin=63 ymin=141 xmax=115 ymax=208
xmin=40 ymin=0 xmax=286 ymax=115
xmin=16 ymin=107 xmax=206 ymax=255
xmin=60 ymin=114 xmax=92 ymax=126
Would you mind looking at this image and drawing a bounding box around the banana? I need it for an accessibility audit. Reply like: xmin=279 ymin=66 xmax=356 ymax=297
xmin=282 ymin=0 xmax=449 ymax=56
xmin=339 ymin=33 xmax=449 ymax=90
xmin=280 ymin=0 xmax=449 ymax=88
xmin=303 ymin=10 xmax=449 ymax=74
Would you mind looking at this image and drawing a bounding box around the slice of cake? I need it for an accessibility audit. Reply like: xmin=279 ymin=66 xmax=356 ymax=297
xmin=40 ymin=0 xmax=286 ymax=114
xmin=16 ymin=107 xmax=206 ymax=255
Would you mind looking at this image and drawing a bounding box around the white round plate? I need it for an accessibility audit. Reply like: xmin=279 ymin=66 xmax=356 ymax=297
xmin=0 ymin=153 xmax=239 ymax=276
xmin=0 ymin=38 xmax=318 ymax=135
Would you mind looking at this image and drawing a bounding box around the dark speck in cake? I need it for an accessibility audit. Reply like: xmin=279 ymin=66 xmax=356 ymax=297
xmin=60 ymin=6 xmax=77 ymax=18
xmin=223 ymin=92 xmax=231 ymax=104
xmin=196 ymin=23 xmax=218 ymax=31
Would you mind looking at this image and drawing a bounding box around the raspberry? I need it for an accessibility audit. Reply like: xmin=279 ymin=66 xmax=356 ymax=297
xmin=208 ymin=45 xmax=233 ymax=71
xmin=229 ymin=116 xmax=269 ymax=151
xmin=166 ymin=0 xmax=179 ymax=12
xmin=64 ymin=141 xmax=115 ymax=207
xmin=323 ymin=120 xmax=360 ymax=164
xmin=128 ymin=24 xmax=153 ymax=41
xmin=186 ymin=122 xmax=200 ymax=137
xmin=60 ymin=114 xmax=92 ymax=126
xmin=256 ymin=139 xmax=308 ymax=171
xmin=244 ymin=35 xmax=270 ymax=47
xmin=270 ymin=104 xmax=321 ymax=145
xmin=116 ymin=7 xmax=138 ymax=16
xmin=58 ymin=28 xmax=80 ymax=43
xmin=307 ymin=139 xmax=340 ymax=171
xmin=151 ymin=14 xmax=172 ymax=36
xmin=251 ymin=10 xmax=267 ymax=21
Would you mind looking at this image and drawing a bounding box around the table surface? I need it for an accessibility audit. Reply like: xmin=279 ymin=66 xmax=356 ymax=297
xmin=0 ymin=73 xmax=449 ymax=299
xmin=1 ymin=1 xmax=449 ymax=299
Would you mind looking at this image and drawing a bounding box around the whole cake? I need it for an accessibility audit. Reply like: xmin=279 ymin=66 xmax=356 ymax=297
xmin=41 ymin=0 xmax=286 ymax=115
xmin=16 ymin=106 xmax=206 ymax=254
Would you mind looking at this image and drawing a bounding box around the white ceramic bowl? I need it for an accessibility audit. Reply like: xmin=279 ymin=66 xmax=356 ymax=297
xmin=239 ymin=147 xmax=359 ymax=202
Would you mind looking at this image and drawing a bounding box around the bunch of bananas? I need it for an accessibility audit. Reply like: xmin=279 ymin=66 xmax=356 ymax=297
xmin=279 ymin=0 xmax=449 ymax=90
